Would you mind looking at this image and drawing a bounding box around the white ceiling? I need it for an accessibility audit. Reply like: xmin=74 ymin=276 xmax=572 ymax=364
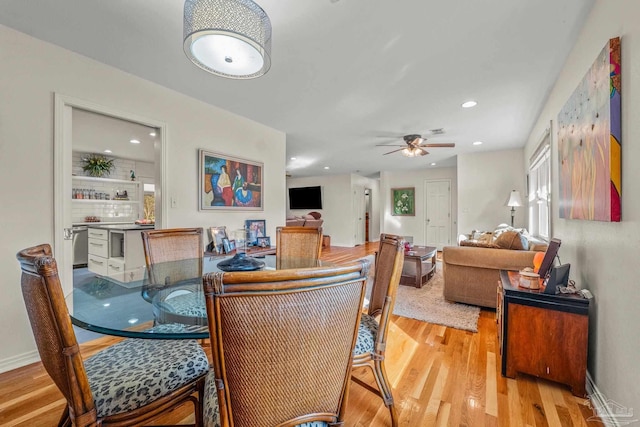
xmin=0 ymin=0 xmax=594 ymax=177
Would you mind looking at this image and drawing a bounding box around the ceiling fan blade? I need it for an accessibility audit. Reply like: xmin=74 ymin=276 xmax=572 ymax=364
xmin=421 ymin=142 xmax=455 ymax=148
xmin=417 ymin=148 xmax=429 ymax=156
xmin=383 ymin=147 xmax=405 ymax=155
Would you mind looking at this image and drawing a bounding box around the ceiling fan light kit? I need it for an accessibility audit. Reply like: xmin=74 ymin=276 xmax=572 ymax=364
xmin=183 ymin=0 xmax=272 ymax=79
xmin=378 ymin=133 xmax=455 ymax=157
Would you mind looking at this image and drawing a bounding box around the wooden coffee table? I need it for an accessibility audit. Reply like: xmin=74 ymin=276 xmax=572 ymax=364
xmin=400 ymin=245 xmax=437 ymax=288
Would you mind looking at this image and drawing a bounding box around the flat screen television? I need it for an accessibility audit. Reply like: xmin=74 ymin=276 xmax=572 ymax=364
xmin=288 ymin=186 xmax=322 ymax=210
xmin=537 ymin=238 xmax=561 ymax=280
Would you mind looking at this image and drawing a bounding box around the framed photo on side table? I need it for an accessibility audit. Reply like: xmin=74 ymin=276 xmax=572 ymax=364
xmin=257 ymin=236 xmax=271 ymax=248
xmin=245 ymin=220 xmax=266 ymax=246
xmin=391 ymin=187 xmax=415 ymax=216
xmin=222 ymin=237 xmax=231 ymax=253
xmin=209 ymin=226 xmax=228 ymax=254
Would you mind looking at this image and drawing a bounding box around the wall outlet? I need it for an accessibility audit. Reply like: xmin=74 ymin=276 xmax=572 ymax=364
xmin=171 ymin=197 xmax=177 ymax=208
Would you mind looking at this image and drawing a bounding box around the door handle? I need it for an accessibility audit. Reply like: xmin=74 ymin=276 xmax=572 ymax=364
xmin=63 ymin=228 xmax=73 ymax=240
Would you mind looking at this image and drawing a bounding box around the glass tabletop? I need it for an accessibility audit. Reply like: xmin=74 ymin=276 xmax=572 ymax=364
xmin=67 ymin=255 xmax=327 ymax=339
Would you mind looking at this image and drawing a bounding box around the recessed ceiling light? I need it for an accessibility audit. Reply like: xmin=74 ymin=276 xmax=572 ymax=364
xmin=290 ymin=157 xmax=296 ymax=160
xmin=430 ymin=162 xmax=436 ymax=166
xmin=130 ymin=139 xmax=141 ymax=144
xmin=104 ymin=149 xmax=112 ymax=153
xmin=149 ymin=132 xmax=156 ymax=137
xmin=473 ymin=141 xmax=483 ymax=145
xmin=324 ymin=166 xmax=330 ymax=170
xmin=462 ymin=100 xmax=477 ymax=108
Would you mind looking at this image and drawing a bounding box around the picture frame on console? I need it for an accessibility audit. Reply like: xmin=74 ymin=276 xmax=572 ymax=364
xmin=209 ymin=226 xmax=228 ymax=254
xmin=199 ymin=149 xmax=263 ymax=211
xmin=391 ymin=187 xmax=415 ymax=216
xmin=245 ymin=220 xmax=266 ymax=246
xmin=257 ymin=236 xmax=271 ymax=248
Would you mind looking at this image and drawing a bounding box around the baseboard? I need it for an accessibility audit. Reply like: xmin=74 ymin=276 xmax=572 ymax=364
xmin=0 ymin=350 xmax=40 ymax=374
xmin=586 ymin=371 xmax=637 ymax=427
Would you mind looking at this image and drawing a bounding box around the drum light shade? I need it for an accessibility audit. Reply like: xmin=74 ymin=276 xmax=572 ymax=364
xmin=183 ymin=0 xmax=272 ymax=79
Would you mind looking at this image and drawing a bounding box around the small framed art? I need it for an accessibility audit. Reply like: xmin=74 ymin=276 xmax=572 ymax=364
xmin=257 ymin=236 xmax=271 ymax=248
xmin=391 ymin=187 xmax=415 ymax=216
xmin=209 ymin=226 xmax=228 ymax=254
xmin=245 ymin=220 xmax=266 ymax=246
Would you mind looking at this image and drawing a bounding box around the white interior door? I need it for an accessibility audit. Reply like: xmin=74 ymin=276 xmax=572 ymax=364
xmin=424 ymin=180 xmax=451 ymax=250
xmin=353 ymin=185 xmax=365 ymax=245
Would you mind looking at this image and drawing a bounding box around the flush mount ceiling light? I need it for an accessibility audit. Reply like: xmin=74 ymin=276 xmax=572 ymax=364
xmin=183 ymin=0 xmax=272 ymax=79
xmin=462 ymin=100 xmax=477 ymax=108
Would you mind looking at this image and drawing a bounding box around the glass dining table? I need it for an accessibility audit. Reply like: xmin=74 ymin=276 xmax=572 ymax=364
xmin=67 ymin=255 xmax=328 ymax=340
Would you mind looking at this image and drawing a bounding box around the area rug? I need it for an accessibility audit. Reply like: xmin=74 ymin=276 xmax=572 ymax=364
xmin=361 ymin=255 xmax=480 ymax=333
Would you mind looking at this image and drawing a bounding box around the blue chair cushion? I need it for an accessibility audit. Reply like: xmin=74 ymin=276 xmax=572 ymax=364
xmin=354 ymin=313 xmax=379 ymax=356
xmin=84 ymin=338 xmax=209 ymax=418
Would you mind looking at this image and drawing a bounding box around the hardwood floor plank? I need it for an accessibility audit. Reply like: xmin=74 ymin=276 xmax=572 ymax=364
xmin=1 ymin=243 xmax=605 ymax=426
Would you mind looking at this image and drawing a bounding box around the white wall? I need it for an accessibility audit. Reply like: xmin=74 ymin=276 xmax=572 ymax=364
xmin=380 ymin=167 xmax=458 ymax=246
xmin=457 ymin=149 xmax=526 ymax=234
xmin=524 ymin=0 xmax=640 ymax=412
xmin=285 ymin=175 xmax=380 ymax=247
xmin=0 ymin=25 xmax=286 ymax=371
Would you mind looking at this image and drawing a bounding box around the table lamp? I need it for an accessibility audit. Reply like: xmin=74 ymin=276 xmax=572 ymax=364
xmin=507 ymin=190 xmax=523 ymax=227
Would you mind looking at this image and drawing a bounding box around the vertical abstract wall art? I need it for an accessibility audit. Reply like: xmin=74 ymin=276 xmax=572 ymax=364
xmin=557 ymin=37 xmax=621 ymax=222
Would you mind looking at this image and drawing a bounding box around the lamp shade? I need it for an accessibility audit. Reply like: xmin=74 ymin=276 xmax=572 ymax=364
xmin=183 ymin=0 xmax=272 ymax=79
xmin=507 ymin=190 xmax=523 ymax=207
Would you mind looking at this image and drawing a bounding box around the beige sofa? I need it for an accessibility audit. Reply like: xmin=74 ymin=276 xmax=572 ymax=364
xmin=442 ymin=244 xmax=544 ymax=309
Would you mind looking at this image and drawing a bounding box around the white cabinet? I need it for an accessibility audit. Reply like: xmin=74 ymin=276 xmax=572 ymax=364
xmin=87 ymin=226 xmax=148 ymax=283
xmin=72 ymin=176 xmax=142 ymax=224
xmin=87 ymin=228 xmax=109 ymax=276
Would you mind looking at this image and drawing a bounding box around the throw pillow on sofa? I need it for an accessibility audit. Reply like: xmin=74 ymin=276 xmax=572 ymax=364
xmin=494 ymin=230 xmax=529 ymax=250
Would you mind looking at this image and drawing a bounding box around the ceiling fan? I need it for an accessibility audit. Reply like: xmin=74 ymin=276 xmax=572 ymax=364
xmin=377 ymin=134 xmax=455 ymax=157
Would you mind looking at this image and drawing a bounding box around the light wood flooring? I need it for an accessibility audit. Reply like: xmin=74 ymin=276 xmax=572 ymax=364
xmin=0 ymin=243 xmax=604 ymax=426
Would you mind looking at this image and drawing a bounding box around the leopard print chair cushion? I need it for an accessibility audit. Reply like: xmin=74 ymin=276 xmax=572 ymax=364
xmin=160 ymin=292 xmax=207 ymax=317
xmin=354 ymin=313 xmax=379 ymax=355
xmin=84 ymin=338 xmax=209 ymax=418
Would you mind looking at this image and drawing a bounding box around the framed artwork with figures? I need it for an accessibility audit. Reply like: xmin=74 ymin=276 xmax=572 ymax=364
xmin=199 ymin=149 xmax=263 ymax=211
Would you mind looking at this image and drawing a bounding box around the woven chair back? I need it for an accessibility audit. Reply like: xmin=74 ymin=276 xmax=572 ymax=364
xmin=203 ymin=260 xmax=370 ymax=427
xmin=16 ymin=244 xmax=97 ymax=425
xmin=275 ymin=226 xmax=323 ymax=269
xmin=141 ymin=228 xmax=203 ymax=285
xmin=368 ymin=233 xmax=405 ymax=318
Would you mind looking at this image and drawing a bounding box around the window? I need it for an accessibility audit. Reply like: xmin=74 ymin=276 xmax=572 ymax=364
xmin=528 ymin=130 xmax=551 ymax=240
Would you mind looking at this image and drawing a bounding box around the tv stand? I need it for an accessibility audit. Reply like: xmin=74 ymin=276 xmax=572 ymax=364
xmin=497 ymin=270 xmax=590 ymax=397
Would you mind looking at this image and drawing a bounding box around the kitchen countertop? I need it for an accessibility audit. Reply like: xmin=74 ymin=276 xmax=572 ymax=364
xmin=87 ymin=224 xmax=155 ymax=231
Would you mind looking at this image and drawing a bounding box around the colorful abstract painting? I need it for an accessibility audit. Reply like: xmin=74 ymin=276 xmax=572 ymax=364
xmin=199 ymin=150 xmax=263 ymax=211
xmin=557 ymin=37 xmax=621 ymax=222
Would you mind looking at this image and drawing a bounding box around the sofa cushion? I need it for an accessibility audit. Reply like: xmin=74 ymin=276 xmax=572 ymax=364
xmin=494 ymin=230 xmax=528 ymax=250
xmin=460 ymin=240 xmax=499 ymax=249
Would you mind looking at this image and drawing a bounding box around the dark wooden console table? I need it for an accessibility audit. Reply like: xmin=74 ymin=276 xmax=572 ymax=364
xmin=497 ymin=270 xmax=590 ymax=396
xmin=400 ymin=246 xmax=437 ymax=288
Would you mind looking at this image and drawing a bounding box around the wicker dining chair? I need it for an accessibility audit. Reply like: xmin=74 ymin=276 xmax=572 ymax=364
xmin=275 ymin=226 xmax=323 ymax=269
xmin=141 ymin=227 xmax=204 ymax=286
xmin=352 ymin=233 xmax=405 ymax=427
xmin=16 ymin=244 xmax=209 ymax=427
xmin=201 ymin=259 xmax=371 ymax=427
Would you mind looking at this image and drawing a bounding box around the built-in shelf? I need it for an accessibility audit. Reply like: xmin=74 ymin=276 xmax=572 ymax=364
xmin=72 ymin=175 xmax=138 ymax=185
xmin=72 ymin=199 xmax=135 ymax=204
